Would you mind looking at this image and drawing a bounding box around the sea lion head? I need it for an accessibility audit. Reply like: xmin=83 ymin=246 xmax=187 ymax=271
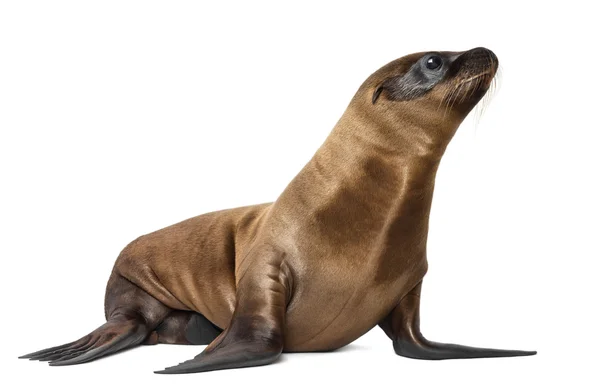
xmin=368 ymin=47 xmax=498 ymax=134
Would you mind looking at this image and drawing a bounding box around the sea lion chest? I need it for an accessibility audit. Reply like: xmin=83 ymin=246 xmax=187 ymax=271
xmin=271 ymin=196 xmax=429 ymax=351
xmin=281 ymin=241 xmax=428 ymax=351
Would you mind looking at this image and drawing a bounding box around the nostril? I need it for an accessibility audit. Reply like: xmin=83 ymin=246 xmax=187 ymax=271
xmin=463 ymin=47 xmax=488 ymax=58
xmin=465 ymin=47 xmax=498 ymax=67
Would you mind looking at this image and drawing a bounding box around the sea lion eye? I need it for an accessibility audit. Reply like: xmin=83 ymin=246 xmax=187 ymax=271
xmin=425 ymin=55 xmax=443 ymax=70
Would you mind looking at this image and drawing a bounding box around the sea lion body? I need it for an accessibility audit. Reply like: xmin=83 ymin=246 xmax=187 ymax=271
xmin=21 ymin=47 xmax=536 ymax=373
xmin=115 ymin=154 xmax=430 ymax=352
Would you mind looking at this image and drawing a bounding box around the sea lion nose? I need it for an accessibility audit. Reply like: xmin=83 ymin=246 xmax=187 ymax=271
xmin=457 ymin=47 xmax=498 ymax=72
xmin=467 ymin=47 xmax=498 ymax=64
xmin=466 ymin=47 xmax=493 ymax=59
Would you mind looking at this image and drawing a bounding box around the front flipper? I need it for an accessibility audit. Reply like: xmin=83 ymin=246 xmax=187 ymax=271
xmin=379 ymin=281 xmax=536 ymax=360
xmin=156 ymin=246 xmax=290 ymax=374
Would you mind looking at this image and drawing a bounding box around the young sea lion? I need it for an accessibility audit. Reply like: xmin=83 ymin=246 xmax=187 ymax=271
xmin=20 ymin=47 xmax=536 ymax=374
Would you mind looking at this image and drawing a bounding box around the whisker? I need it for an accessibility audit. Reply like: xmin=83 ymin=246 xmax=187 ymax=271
xmin=472 ymin=70 xmax=500 ymax=128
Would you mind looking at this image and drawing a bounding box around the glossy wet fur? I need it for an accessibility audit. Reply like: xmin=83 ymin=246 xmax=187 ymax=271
xmin=20 ymin=48 xmax=535 ymax=373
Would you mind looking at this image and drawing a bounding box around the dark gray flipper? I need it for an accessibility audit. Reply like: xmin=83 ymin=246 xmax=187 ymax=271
xmin=20 ymin=317 xmax=151 ymax=366
xmin=144 ymin=311 xmax=222 ymax=346
xmin=156 ymin=249 xmax=289 ymax=374
xmin=20 ymin=273 xmax=172 ymax=366
xmin=379 ymin=281 xmax=537 ymax=360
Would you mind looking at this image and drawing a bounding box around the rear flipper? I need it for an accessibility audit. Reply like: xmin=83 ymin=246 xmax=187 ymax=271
xmin=20 ymin=273 xmax=172 ymax=366
xmin=19 ymin=317 xmax=151 ymax=366
xmin=144 ymin=311 xmax=222 ymax=345
xmin=379 ymin=281 xmax=537 ymax=360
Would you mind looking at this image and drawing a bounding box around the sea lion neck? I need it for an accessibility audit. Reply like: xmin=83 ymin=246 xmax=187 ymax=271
xmin=319 ymin=93 xmax=460 ymax=173
xmin=270 ymin=98 xmax=448 ymax=248
xmin=343 ymin=89 xmax=463 ymax=162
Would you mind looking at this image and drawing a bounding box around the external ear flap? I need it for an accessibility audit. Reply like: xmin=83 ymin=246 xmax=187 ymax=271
xmin=372 ymin=85 xmax=384 ymax=104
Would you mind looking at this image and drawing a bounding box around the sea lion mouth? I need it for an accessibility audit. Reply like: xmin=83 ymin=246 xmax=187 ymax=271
xmin=457 ymin=71 xmax=495 ymax=89
xmin=442 ymin=48 xmax=498 ymax=109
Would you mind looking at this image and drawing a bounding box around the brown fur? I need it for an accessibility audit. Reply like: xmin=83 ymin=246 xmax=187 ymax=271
xmin=21 ymin=48 xmax=535 ymax=373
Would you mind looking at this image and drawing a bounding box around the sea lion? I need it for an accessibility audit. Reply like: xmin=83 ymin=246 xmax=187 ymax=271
xmin=20 ymin=47 xmax=536 ymax=374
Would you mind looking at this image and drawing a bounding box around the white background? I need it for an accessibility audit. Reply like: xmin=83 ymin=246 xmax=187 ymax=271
xmin=1 ymin=1 xmax=598 ymax=387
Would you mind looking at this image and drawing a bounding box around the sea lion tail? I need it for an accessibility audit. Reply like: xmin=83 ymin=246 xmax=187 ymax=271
xmin=19 ymin=316 xmax=151 ymax=366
